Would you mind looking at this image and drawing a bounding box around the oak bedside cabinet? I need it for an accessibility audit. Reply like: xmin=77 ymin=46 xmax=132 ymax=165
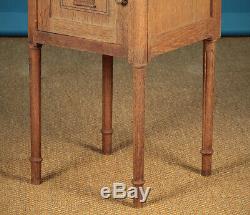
xmin=28 ymin=0 xmax=221 ymax=208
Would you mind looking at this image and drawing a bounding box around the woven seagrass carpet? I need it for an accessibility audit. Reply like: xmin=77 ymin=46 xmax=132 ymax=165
xmin=0 ymin=38 xmax=249 ymax=214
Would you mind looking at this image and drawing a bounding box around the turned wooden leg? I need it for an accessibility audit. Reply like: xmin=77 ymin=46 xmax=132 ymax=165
xmin=101 ymin=55 xmax=113 ymax=155
xmin=201 ymin=39 xmax=216 ymax=176
xmin=132 ymin=64 xmax=146 ymax=208
xmin=29 ymin=43 xmax=42 ymax=185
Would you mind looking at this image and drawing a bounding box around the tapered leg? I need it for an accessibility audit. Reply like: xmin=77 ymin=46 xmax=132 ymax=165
xmin=101 ymin=55 xmax=113 ymax=155
xmin=132 ymin=65 xmax=146 ymax=208
xmin=201 ymin=39 xmax=216 ymax=176
xmin=29 ymin=43 xmax=42 ymax=185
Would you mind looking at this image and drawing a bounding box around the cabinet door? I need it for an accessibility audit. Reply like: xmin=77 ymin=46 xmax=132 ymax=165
xmin=38 ymin=0 xmax=123 ymax=44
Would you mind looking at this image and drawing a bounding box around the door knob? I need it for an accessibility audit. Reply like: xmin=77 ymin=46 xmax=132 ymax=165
xmin=116 ymin=0 xmax=128 ymax=6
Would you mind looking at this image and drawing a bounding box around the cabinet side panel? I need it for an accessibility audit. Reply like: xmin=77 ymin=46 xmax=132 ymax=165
xmin=149 ymin=0 xmax=211 ymax=39
xmin=148 ymin=0 xmax=217 ymax=57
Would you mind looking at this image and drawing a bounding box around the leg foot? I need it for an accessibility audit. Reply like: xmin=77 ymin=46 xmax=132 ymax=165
xmin=201 ymin=39 xmax=216 ymax=176
xmin=102 ymin=55 xmax=113 ymax=155
xmin=132 ymin=180 xmax=145 ymax=208
xmin=29 ymin=43 xmax=42 ymax=185
xmin=132 ymin=65 xmax=146 ymax=208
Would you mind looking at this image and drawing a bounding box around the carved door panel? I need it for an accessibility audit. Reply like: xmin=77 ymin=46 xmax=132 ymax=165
xmin=38 ymin=0 xmax=122 ymax=43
